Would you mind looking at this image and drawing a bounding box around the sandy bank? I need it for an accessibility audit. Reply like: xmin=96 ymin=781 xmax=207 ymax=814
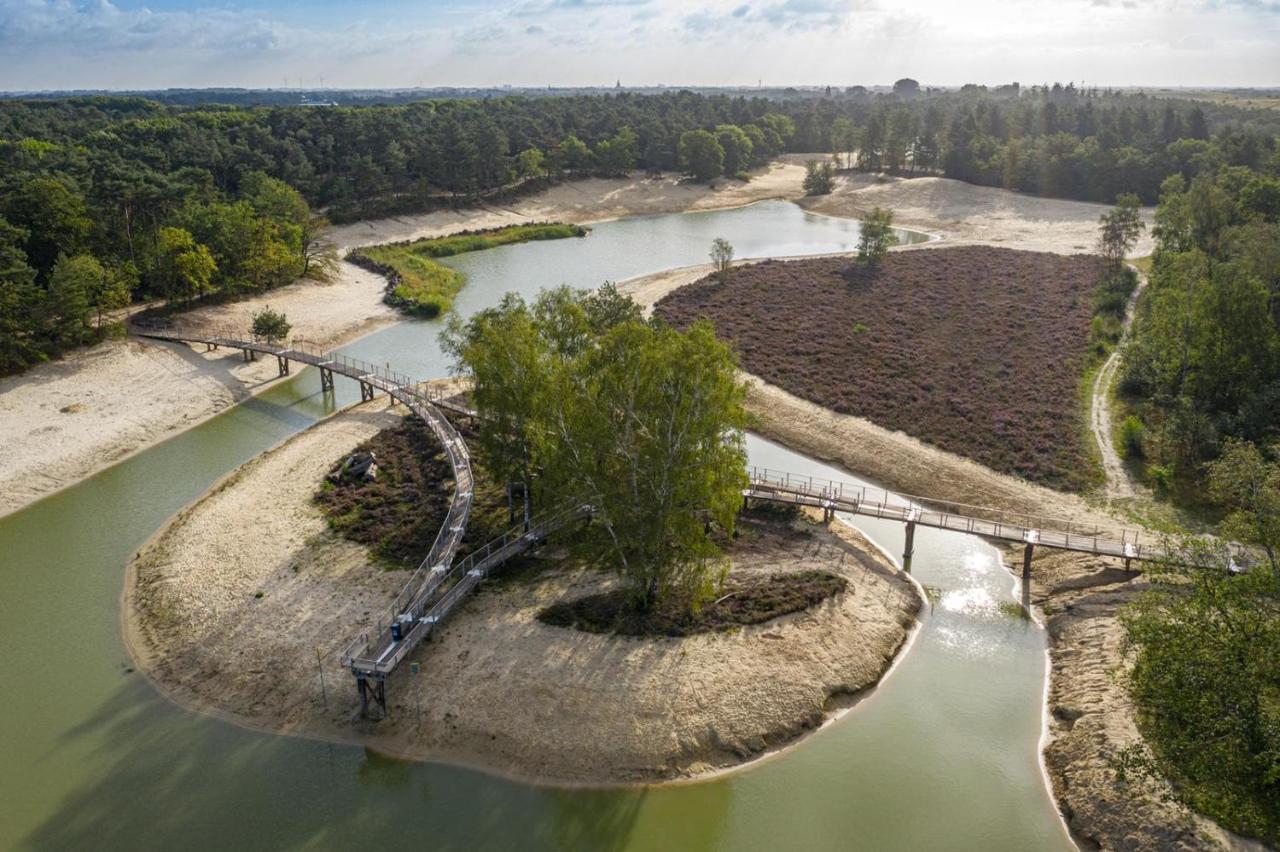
xmin=125 ymin=405 xmax=921 ymax=785
xmin=1026 ymin=549 xmax=1250 ymax=851
xmin=324 ymin=160 xmax=811 ymax=251
xmin=801 ymin=172 xmax=1155 ymax=256
xmin=0 ymin=263 xmax=395 ymax=520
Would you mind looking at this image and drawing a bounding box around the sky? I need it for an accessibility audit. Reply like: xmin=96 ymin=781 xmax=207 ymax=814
xmin=0 ymin=0 xmax=1277 ymax=91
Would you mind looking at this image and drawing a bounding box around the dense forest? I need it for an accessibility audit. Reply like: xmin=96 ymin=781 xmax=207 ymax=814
xmin=1120 ymin=166 xmax=1280 ymax=499
xmin=2 ymin=84 xmax=1279 ymax=376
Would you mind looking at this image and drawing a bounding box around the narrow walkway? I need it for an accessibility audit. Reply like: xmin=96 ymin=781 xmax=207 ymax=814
xmin=1090 ymin=266 xmax=1148 ymax=500
xmin=746 ymin=468 xmax=1168 ymax=566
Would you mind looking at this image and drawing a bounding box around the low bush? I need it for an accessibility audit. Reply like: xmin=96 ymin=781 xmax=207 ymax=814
xmin=539 ymin=570 xmax=846 ymax=637
xmin=1120 ymin=415 xmax=1145 ymax=459
xmin=349 ymin=223 xmax=587 ymax=317
xmin=1147 ymin=464 xmax=1172 ymax=494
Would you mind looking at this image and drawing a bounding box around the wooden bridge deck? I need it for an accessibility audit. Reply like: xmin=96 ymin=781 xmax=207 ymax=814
xmin=745 ymin=467 xmax=1164 ymax=564
xmin=131 ymin=322 xmax=492 ymax=708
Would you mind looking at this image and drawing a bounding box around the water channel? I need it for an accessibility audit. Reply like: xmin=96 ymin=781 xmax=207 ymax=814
xmin=0 ymin=200 xmax=1073 ymax=851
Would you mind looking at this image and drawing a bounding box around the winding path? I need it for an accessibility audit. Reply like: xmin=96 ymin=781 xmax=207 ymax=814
xmin=1090 ymin=265 xmax=1148 ymax=500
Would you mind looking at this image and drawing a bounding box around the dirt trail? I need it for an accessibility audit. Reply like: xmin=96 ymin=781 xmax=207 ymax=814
xmin=1090 ymin=267 xmax=1149 ymax=501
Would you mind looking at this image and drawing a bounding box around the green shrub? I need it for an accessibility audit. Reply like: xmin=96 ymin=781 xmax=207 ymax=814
xmin=1147 ymin=463 xmax=1172 ymax=494
xmin=356 ymin=223 xmax=586 ymax=318
xmin=250 ymin=306 xmax=291 ymax=343
xmin=1120 ymin=415 xmax=1145 ymax=459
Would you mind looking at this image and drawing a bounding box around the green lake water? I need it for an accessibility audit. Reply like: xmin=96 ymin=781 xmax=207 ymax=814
xmin=0 ymin=201 xmax=1072 ymax=851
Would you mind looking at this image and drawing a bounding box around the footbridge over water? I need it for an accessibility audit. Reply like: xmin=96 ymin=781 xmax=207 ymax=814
xmin=132 ymin=321 xmax=490 ymax=715
xmin=133 ymin=322 xmax=1186 ymax=718
xmin=745 ymin=468 xmax=1171 ymax=577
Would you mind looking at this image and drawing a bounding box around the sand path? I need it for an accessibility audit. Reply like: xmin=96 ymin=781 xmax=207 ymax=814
xmin=1090 ymin=267 xmax=1150 ymax=501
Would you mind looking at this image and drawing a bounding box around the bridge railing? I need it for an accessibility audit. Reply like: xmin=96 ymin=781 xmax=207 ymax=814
xmin=344 ymin=503 xmax=589 ymax=674
xmin=747 ymin=466 xmax=1146 ymax=548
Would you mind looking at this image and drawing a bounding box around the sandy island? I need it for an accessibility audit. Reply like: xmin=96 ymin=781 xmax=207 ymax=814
xmin=124 ymin=400 xmax=922 ymax=784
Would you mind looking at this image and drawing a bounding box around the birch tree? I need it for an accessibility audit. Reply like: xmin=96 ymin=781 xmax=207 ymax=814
xmin=444 ymin=286 xmax=747 ymax=611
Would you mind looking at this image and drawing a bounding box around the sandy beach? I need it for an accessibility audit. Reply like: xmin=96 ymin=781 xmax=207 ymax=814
xmin=124 ymin=403 xmax=921 ymax=785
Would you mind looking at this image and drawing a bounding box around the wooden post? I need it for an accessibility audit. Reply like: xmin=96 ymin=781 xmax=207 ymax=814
xmin=315 ymin=649 xmax=328 ymax=711
xmin=1022 ymin=543 xmax=1034 ymax=582
xmin=903 ymin=521 xmax=916 ymax=559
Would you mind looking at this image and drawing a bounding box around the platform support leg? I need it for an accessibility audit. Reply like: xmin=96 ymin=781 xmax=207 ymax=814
xmin=276 ymin=355 xmax=289 ymax=377
xmin=1022 ymin=543 xmax=1035 ymax=582
xmin=1124 ymin=557 xmax=1132 ymax=572
xmin=320 ymin=368 xmax=334 ymax=392
xmin=357 ymin=676 xmax=369 ymax=718
xmin=360 ymin=382 xmax=374 ymax=402
xmin=903 ymin=521 xmax=916 ymax=560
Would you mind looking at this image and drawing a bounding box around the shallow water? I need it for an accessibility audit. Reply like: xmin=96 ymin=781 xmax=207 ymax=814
xmin=0 ymin=201 xmax=1070 ymax=851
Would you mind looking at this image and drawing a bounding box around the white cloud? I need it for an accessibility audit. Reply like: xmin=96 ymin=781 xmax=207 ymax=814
xmin=0 ymin=0 xmax=1275 ymax=89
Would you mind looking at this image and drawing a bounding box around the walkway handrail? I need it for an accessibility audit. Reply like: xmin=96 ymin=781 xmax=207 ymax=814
xmin=131 ymin=320 xmax=479 ymax=681
xmin=745 ymin=467 xmax=1169 ymax=563
xmin=747 ymin=466 xmax=1142 ymax=544
xmin=342 ymin=502 xmax=590 ymax=675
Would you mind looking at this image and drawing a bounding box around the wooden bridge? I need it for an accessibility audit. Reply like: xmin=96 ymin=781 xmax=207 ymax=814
xmin=132 ymin=320 xmax=491 ymax=715
xmin=133 ymin=321 xmax=1182 ymax=718
xmin=745 ymin=467 xmax=1168 ymax=579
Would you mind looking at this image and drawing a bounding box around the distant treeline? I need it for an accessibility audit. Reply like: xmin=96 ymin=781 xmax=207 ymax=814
xmin=2 ymin=85 xmax=1278 ymax=374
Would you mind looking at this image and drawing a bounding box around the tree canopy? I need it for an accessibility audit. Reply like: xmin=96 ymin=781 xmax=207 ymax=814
xmin=443 ymin=284 xmax=747 ymax=611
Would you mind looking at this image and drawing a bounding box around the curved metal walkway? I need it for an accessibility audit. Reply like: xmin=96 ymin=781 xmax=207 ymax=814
xmin=131 ymin=321 xmax=488 ymax=714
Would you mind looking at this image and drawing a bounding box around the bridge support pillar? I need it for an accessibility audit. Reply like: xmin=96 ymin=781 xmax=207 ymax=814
xmin=276 ymin=355 xmax=290 ymax=377
xmin=360 ymin=381 xmax=375 ymax=402
xmin=357 ymin=675 xmax=387 ymax=719
xmin=823 ymin=507 xmax=833 ymax=524
xmin=320 ymin=367 xmax=334 ymax=393
xmin=1022 ymin=543 xmax=1035 ymax=582
xmin=242 ymin=348 xmax=257 ymax=362
xmin=903 ymin=521 xmax=916 ymax=560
